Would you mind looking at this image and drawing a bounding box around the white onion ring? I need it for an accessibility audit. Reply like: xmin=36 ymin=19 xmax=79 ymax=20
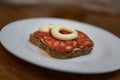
xmin=51 ymin=25 xmax=78 ymax=40
xmin=39 ymin=24 xmax=78 ymax=40
xmin=39 ymin=24 xmax=55 ymax=32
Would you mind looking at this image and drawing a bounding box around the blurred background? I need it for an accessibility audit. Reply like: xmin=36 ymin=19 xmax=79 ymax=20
xmin=0 ymin=0 xmax=120 ymax=80
xmin=0 ymin=0 xmax=120 ymax=37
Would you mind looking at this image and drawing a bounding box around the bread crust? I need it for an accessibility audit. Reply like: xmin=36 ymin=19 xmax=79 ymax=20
xmin=29 ymin=34 xmax=93 ymax=59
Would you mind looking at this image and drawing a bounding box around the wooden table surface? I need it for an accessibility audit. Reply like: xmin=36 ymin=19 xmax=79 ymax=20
xmin=0 ymin=2 xmax=120 ymax=80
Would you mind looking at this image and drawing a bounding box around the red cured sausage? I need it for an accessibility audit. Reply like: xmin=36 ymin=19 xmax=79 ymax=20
xmin=34 ymin=30 xmax=94 ymax=52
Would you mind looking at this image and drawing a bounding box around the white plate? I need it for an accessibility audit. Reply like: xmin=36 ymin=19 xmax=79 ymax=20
xmin=0 ymin=18 xmax=120 ymax=74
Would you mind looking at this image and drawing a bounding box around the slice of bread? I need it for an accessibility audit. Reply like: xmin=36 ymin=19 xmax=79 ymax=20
xmin=29 ymin=33 xmax=93 ymax=59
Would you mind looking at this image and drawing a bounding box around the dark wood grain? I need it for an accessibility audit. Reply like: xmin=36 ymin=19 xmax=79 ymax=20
xmin=0 ymin=2 xmax=120 ymax=80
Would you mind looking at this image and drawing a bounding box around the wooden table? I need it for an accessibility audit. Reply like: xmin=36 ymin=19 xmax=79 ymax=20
xmin=0 ymin=2 xmax=120 ymax=80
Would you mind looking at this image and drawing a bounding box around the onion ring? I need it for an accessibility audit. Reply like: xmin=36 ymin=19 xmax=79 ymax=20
xmin=39 ymin=24 xmax=54 ymax=32
xmin=51 ymin=25 xmax=78 ymax=40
